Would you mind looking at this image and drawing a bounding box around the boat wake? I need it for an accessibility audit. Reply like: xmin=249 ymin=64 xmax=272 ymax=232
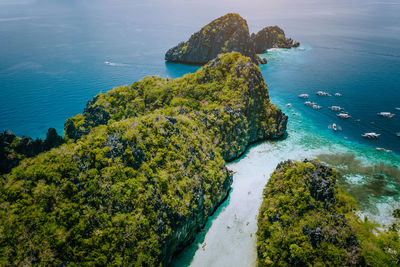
xmin=104 ymin=61 xmax=129 ymax=67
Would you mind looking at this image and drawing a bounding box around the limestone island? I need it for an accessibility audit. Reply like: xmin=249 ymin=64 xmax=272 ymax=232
xmin=257 ymin=160 xmax=400 ymax=266
xmin=165 ymin=13 xmax=299 ymax=65
xmin=0 ymin=53 xmax=287 ymax=266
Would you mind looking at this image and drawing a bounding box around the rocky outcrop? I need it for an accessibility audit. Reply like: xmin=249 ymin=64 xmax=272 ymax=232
xmin=0 ymin=128 xmax=64 ymax=174
xmin=257 ymin=160 xmax=364 ymax=266
xmin=66 ymin=53 xmax=287 ymax=162
xmin=165 ymin=13 xmax=266 ymax=65
xmin=64 ymin=96 xmax=111 ymax=141
xmin=165 ymin=14 xmax=300 ymax=65
xmin=252 ymin=26 xmax=300 ymax=53
xmin=191 ymin=55 xmax=287 ymax=161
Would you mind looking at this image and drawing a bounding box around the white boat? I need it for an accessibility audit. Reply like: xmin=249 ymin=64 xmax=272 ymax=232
xmin=286 ymin=103 xmax=292 ymax=108
xmin=397 ymin=132 xmax=400 ymax=137
xmin=334 ymin=93 xmax=342 ymax=97
xmin=337 ymin=113 xmax=350 ymax=119
xmin=316 ymin=91 xmax=330 ymax=96
xmin=395 ymin=107 xmax=400 ymax=111
xmin=104 ymin=61 xmax=112 ymax=65
xmin=312 ymin=104 xmax=322 ymax=110
xmin=304 ymin=101 xmax=316 ymax=106
xmin=329 ymin=106 xmax=342 ymax=111
xmin=298 ymin=94 xmax=309 ymax=98
xmin=328 ymin=123 xmax=342 ymax=131
xmin=362 ymin=132 xmax=381 ymax=139
xmin=377 ymin=112 xmax=395 ymax=118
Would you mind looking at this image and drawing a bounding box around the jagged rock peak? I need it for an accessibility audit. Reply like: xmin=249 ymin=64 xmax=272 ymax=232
xmin=165 ymin=13 xmax=265 ymax=65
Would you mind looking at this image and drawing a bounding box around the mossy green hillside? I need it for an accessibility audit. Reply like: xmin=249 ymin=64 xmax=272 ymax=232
xmin=0 ymin=113 xmax=231 ymax=266
xmin=65 ymin=52 xmax=287 ymax=161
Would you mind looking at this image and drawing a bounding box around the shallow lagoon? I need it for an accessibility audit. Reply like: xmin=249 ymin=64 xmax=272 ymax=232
xmin=172 ymin=96 xmax=400 ymax=266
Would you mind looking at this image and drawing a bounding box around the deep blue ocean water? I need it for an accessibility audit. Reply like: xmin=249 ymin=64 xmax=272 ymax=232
xmin=0 ymin=0 xmax=399 ymax=155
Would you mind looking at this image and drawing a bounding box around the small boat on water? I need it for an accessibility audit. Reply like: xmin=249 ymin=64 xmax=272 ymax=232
xmin=304 ymin=101 xmax=316 ymax=106
xmin=377 ymin=112 xmax=395 ymax=118
xmin=316 ymin=91 xmax=330 ymax=96
xmin=328 ymin=123 xmax=342 ymax=131
xmin=286 ymin=103 xmax=292 ymax=108
xmin=337 ymin=113 xmax=350 ymax=119
xmin=376 ymin=147 xmax=392 ymax=152
xmin=312 ymin=104 xmax=322 ymax=110
xmin=329 ymin=106 xmax=342 ymax=111
xmin=334 ymin=93 xmax=342 ymax=97
xmin=396 ymin=132 xmax=400 ymax=137
xmin=362 ymin=132 xmax=380 ymax=139
xmin=395 ymin=107 xmax=400 ymax=111
xmin=298 ymin=94 xmax=309 ymax=98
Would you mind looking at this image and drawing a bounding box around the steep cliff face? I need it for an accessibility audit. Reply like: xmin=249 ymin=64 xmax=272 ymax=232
xmin=165 ymin=13 xmax=265 ymax=65
xmin=1 ymin=115 xmax=231 ymax=266
xmin=0 ymin=53 xmax=286 ymax=266
xmin=252 ymin=26 xmax=300 ymax=53
xmin=189 ymin=55 xmax=287 ymax=161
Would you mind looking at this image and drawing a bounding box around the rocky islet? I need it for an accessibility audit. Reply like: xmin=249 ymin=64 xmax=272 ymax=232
xmin=165 ymin=13 xmax=299 ymax=65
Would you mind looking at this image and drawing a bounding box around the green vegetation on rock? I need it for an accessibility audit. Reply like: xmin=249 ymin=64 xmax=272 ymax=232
xmin=165 ymin=14 xmax=300 ymax=65
xmin=165 ymin=13 xmax=266 ymax=65
xmin=0 ymin=128 xmax=64 ymax=174
xmin=0 ymin=53 xmax=287 ymax=265
xmin=252 ymin=26 xmax=300 ymax=54
xmin=65 ymin=52 xmax=287 ymax=161
xmin=257 ymin=160 xmax=400 ymax=266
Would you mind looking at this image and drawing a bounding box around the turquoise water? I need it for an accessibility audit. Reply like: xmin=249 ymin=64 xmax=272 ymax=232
xmin=171 ymin=97 xmax=400 ymax=266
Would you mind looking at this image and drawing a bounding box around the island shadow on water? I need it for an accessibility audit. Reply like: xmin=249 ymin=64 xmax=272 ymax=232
xmin=164 ymin=62 xmax=201 ymax=79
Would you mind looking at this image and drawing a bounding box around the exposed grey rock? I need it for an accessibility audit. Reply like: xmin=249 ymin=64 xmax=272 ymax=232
xmin=252 ymin=26 xmax=300 ymax=53
xmin=165 ymin=13 xmax=264 ymax=65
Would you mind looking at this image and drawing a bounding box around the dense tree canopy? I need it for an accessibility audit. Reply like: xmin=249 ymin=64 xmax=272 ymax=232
xmin=0 ymin=53 xmax=286 ymax=265
xmin=257 ymin=160 xmax=400 ymax=266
